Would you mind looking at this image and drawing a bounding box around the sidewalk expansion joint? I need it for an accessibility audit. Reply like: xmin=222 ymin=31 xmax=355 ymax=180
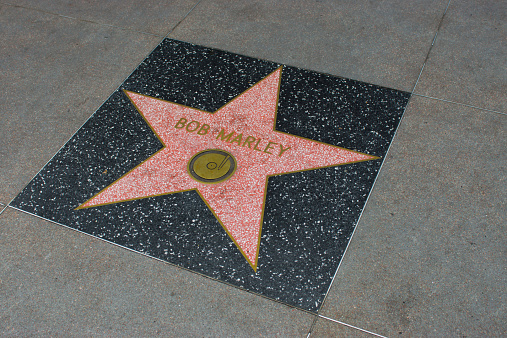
xmin=10 ymin=38 xmax=410 ymax=313
xmin=411 ymin=0 xmax=452 ymax=93
xmin=412 ymin=94 xmax=507 ymax=115
xmin=0 ymin=2 xmax=164 ymax=37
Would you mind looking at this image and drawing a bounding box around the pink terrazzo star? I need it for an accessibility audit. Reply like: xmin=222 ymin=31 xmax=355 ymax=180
xmin=78 ymin=67 xmax=378 ymax=270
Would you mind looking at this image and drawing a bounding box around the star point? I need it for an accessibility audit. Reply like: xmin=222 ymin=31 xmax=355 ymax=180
xmin=78 ymin=67 xmax=377 ymax=270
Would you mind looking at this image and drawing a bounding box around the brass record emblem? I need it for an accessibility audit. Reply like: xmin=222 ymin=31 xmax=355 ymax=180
xmin=188 ymin=149 xmax=236 ymax=184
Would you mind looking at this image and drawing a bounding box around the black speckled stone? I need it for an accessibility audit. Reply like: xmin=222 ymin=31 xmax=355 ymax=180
xmin=11 ymin=39 xmax=410 ymax=312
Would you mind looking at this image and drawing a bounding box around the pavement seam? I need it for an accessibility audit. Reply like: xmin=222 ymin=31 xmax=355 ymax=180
xmin=411 ymin=0 xmax=452 ymax=93
xmin=4 ymin=1 xmax=486 ymax=335
xmin=307 ymin=97 xmax=412 ymax=335
xmin=3 ymin=21 xmax=172 ymax=208
xmin=2 ymin=1 xmax=206 ymax=207
xmin=0 ymin=2 xmax=164 ymax=37
xmin=306 ymin=315 xmax=318 ymax=338
xmin=314 ymin=91 xmax=413 ymax=316
xmin=412 ymin=94 xmax=506 ymax=115
xmin=6 ymin=205 xmax=319 ymax=317
xmin=3 ymin=0 xmax=328 ymax=323
xmin=410 ymin=1 xmax=507 ymax=115
xmin=163 ymin=0 xmax=205 ymax=38
xmin=314 ymin=315 xmax=388 ymax=338
xmin=312 ymin=1 xmax=452 ymax=333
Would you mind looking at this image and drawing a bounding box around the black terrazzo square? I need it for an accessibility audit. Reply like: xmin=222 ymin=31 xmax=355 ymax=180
xmin=11 ymin=39 xmax=410 ymax=312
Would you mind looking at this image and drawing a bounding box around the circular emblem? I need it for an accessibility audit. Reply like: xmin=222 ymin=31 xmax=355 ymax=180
xmin=188 ymin=149 xmax=236 ymax=184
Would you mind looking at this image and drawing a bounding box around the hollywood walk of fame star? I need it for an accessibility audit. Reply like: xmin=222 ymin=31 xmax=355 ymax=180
xmin=77 ymin=67 xmax=378 ymax=270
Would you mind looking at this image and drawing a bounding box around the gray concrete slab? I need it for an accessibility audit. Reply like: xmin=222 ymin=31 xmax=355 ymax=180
xmin=414 ymin=0 xmax=507 ymax=112
xmin=169 ymin=0 xmax=448 ymax=92
xmin=319 ymin=96 xmax=507 ymax=337
xmin=0 ymin=207 xmax=315 ymax=336
xmin=311 ymin=317 xmax=383 ymax=337
xmin=8 ymin=0 xmax=199 ymax=36
xmin=2 ymin=1 xmax=505 ymax=336
xmin=0 ymin=5 xmax=161 ymax=202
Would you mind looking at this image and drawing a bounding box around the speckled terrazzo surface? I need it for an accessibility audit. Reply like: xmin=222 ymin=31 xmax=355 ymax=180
xmin=11 ymin=39 xmax=409 ymax=312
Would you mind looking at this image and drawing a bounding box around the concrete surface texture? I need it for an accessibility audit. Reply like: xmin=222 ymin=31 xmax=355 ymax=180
xmin=0 ymin=0 xmax=505 ymax=337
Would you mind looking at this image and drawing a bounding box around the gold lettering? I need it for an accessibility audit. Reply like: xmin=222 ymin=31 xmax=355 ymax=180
xmin=175 ymin=117 xmax=187 ymax=129
xmin=279 ymin=144 xmax=291 ymax=157
xmin=186 ymin=121 xmax=200 ymax=132
xmin=264 ymin=141 xmax=277 ymax=154
xmin=253 ymin=138 xmax=263 ymax=152
xmin=216 ymin=128 xmax=234 ymax=142
xmin=242 ymin=136 xmax=256 ymax=148
xmin=230 ymin=133 xmax=243 ymax=146
xmin=197 ymin=124 xmax=210 ymax=135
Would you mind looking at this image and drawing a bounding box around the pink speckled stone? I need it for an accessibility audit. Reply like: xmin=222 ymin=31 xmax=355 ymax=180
xmin=80 ymin=68 xmax=376 ymax=269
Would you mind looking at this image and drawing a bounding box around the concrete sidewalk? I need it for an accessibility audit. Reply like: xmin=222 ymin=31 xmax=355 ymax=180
xmin=0 ymin=1 xmax=505 ymax=336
